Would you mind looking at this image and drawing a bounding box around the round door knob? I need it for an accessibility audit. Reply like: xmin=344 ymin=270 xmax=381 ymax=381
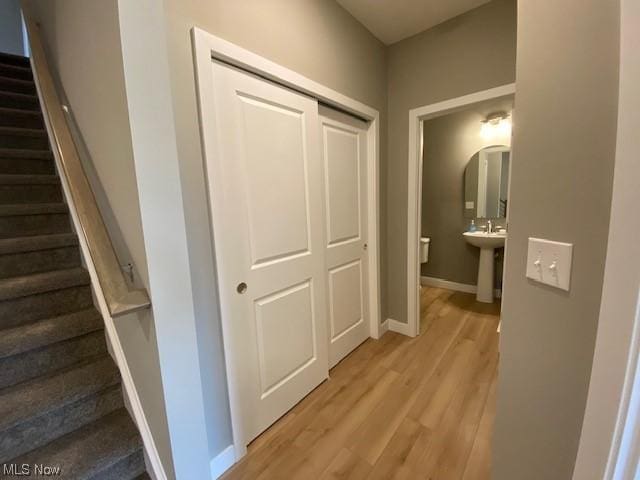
xmin=236 ymin=282 xmax=248 ymax=294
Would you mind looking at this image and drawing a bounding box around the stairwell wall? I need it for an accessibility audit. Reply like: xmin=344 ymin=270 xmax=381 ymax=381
xmin=22 ymin=0 xmax=174 ymax=476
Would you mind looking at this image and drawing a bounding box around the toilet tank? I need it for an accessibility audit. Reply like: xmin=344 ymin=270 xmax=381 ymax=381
xmin=420 ymin=237 xmax=430 ymax=263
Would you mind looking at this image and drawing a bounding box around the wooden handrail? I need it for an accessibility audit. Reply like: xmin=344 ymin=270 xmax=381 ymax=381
xmin=22 ymin=15 xmax=151 ymax=317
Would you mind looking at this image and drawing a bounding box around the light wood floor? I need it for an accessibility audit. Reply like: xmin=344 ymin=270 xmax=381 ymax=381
xmin=222 ymin=287 xmax=501 ymax=480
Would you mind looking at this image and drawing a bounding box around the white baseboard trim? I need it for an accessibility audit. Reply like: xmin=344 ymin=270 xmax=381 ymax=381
xmin=211 ymin=445 xmax=236 ymax=479
xmin=379 ymin=318 xmax=389 ymax=336
xmin=386 ymin=318 xmax=412 ymax=337
xmin=420 ymin=276 xmax=476 ymax=293
xmin=420 ymin=276 xmax=501 ymax=298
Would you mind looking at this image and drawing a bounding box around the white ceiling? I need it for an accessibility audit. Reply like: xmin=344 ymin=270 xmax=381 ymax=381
xmin=336 ymin=0 xmax=493 ymax=45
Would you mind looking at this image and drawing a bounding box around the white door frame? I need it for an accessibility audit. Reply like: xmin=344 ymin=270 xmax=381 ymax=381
xmin=406 ymin=84 xmax=516 ymax=337
xmin=191 ymin=27 xmax=381 ymax=460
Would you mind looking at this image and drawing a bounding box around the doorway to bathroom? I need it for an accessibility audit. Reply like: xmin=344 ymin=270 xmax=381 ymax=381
xmin=407 ymin=84 xmax=516 ymax=336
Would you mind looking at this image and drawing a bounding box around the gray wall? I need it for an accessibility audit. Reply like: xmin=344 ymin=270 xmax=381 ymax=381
xmin=387 ymin=0 xmax=517 ymax=323
xmin=24 ymin=0 xmax=174 ymax=475
xmin=493 ymin=0 xmax=620 ymax=478
xmin=421 ymin=96 xmax=513 ymax=286
xmin=572 ymin=0 xmax=638 ymax=475
xmin=0 ymin=0 xmax=23 ymax=56
xmin=162 ymin=0 xmax=388 ymax=458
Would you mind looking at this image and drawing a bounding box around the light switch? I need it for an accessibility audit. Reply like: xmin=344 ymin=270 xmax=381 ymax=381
xmin=526 ymin=237 xmax=573 ymax=291
xmin=465 ymin=201 xmax=475 ymax=209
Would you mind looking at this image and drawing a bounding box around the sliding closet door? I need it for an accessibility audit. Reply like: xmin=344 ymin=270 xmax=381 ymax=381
xmin=319 ymin=107 xmax=369 ymax=368
xmin=207 ymin=62 xmax=329 ymax=443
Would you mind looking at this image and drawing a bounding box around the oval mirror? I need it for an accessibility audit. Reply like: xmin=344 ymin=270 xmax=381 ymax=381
xmin=464 ymin=145 xmax=510 ymax=219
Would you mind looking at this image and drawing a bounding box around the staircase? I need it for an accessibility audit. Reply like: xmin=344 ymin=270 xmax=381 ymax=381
xmin=0 ymin=51 xmax=149 ymax=479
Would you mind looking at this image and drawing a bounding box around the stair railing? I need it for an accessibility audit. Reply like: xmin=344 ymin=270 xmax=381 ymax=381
xmin=22 ymin=16 xmax=151 ymax=317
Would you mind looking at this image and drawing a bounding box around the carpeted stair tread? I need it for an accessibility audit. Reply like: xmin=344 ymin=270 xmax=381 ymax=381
xmin=0 ymin=90 xmax=39 ymax=110
xmin=0 ymin=330 xmax=107 ymax=389
xmin=0 ymin=175 xmax=61 ymax=205
xmin=0 ymin=105 xmax=40 ymax=115
xmin=0 ymin=158 xmax=54 ymax=175
xmin=0 ymin=233 xmax=80 ymax=279
xmin=0 ymin=283 xmax=94 ymax=331
xmin=0 ymin=62 xmax=32 ymax=80
xmin=0 ymin=174 xmax=62 ymax=205
xmin=0 ymin=147 xmax=52 ymax=160
xmin=0 ymin=355 xmax=120 ymax=432
xmin=0 ymin=90 xmax=37 ymax=98
xmin=0 ymin=174 xmax=59 ymax=185
xmin=0 ymin=308 xmax=102 ymax=359
xmin=0 ymin=126 xmax=48 ymax=149
xmin=0 ymin=383 xmax=124 ymax=465
xmin=0 ymin=106 xmax=41 ymax=117
xmin=0 ymin=52 xmax=30 ymax=67
xmin=0 ymin=232 xmax=77 ymax=255
xmin=0 ymin=77 xmax=35 ymax=95
xmin=0 ymin=106 xmax=42 ymax=126
xmin=8 ymin=409 xmax=142 ymax=480
xmin=0 ymin=203 xmax=71 ymax=240
xmin=0 ymin=267 xmax=89 ymax=301
xmin=0 ymin=202 xmax=66 ymax=216
xmin=93 ymin=449 xmax=146 ymax=480
xmin=0 ymin=125 xmax=47 ymax=137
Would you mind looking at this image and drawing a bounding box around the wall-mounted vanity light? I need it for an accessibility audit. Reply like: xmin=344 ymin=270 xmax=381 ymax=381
xmin=480 ymin=112 xmax=512 ymax=140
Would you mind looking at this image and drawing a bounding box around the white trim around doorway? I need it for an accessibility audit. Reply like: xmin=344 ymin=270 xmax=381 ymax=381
xmin=406 ymin=83 xmax=516 ymax=338
xmin=191 ymin=27 xmax=382 ymax=463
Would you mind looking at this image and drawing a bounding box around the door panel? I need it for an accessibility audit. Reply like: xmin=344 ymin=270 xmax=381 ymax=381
xmin=324 ymin=126 xmax=361 ymax=245
xmin=328 ymin=260 xmax=364 ymax=341
xmin=238 ymin=95 xmax=311 ymax=265
xmin=255 ymin=281 xmax=316 ymax=396
xmin=320 ymin=107 xmax=369 ymax=368
xmin=209 ymin=62 xmax=329 ymax=443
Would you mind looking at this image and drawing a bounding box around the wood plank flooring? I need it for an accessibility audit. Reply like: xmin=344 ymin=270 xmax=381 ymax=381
xmin=222 ymin=287 xmax=501 ymax=480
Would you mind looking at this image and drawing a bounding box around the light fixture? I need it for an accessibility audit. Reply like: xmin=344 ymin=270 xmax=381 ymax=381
xmin=480 ymin=112 xmax=512 ymax=140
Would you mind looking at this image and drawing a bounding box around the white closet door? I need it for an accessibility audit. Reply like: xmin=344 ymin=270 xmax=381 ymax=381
xmin=319 ymin=107 xmax=369 ymax=368
xmin=208 ymin=62 xmax=329 ymax=443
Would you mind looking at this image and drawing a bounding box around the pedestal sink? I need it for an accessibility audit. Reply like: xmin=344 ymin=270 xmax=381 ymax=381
xmin=463 ymin=231 xmax=507 ymax=303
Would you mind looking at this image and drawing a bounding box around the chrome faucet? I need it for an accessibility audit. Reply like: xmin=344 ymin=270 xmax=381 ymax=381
xmin=487 ymin=220 xmax=493 ymax=233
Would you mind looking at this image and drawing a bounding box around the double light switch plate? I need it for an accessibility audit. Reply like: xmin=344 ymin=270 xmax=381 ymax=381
xmin=526 ymin=237 xmax=573 ymax=291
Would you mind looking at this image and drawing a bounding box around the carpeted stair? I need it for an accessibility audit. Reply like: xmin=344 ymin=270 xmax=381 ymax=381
xmin=0 ymin=51 xmax=149 ymax=479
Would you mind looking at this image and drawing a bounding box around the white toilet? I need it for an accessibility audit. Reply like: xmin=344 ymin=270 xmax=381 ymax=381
xmin=420 ymin=237 xmax=430 ymax=264
xmin=419 ymin=237 xmax=430 ymax=290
